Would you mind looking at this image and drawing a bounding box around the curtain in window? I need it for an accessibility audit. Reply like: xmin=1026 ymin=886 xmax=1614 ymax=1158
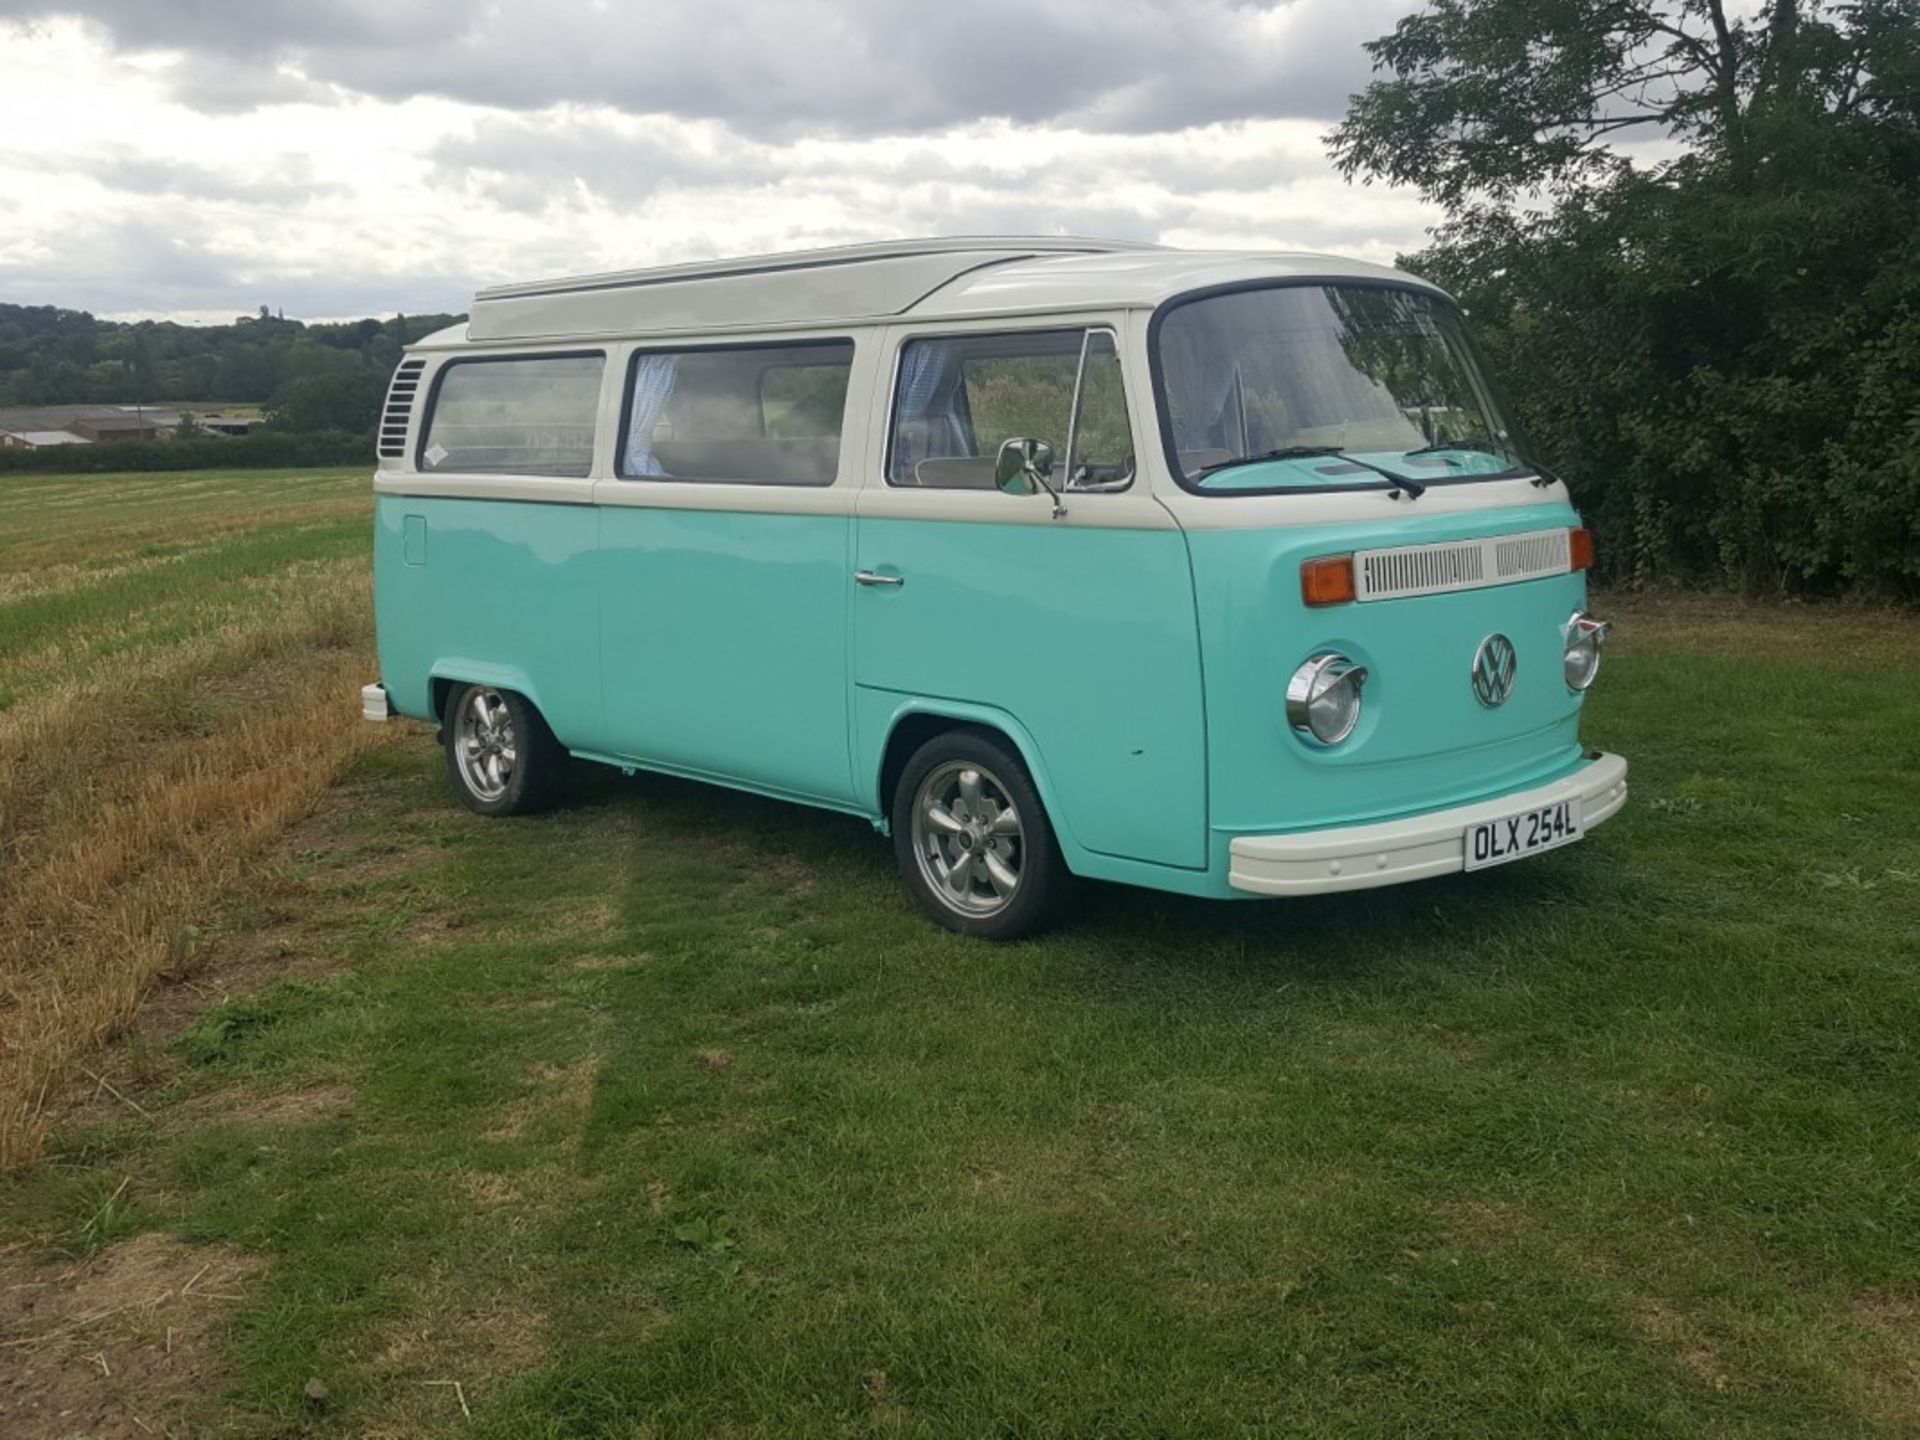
xmin=623 ymin=355 xmax=679 ymax=476
xmin=1159 ymin=316 xmax=1239 ymax=456
xmin=892 ymin=341 xmax=967 ymax=479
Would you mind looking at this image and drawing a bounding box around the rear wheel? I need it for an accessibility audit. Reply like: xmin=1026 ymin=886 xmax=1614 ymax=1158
xmin=442 ymin=683 xmax=565 ymax=816
xmin=891 ymin=730 xmax=1069 ymax=939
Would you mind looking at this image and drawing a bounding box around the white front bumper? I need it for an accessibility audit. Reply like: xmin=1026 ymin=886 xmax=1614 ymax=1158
xmin=1228 ymin=751 xmax=1628 ymax=896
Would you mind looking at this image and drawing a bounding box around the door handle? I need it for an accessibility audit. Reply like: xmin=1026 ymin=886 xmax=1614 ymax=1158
xmin=855 ymin=570 xmax=904 ymax=588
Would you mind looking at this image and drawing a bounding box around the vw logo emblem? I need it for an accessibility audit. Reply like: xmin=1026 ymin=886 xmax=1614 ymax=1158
xmin=1471 ymin=633 xmax=1518 ymax=708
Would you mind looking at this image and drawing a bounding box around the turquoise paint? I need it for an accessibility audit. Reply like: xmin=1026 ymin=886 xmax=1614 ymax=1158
xmin=597 ymin=504 xmax=855 ymax=805
xmin=848 ymin=687 xmax=1231 ymax=895
xmin=1187 ymin=500 xmax=1592 ymax=848
xmin=1194 ymin=448 xmax=1515 ymax=492
xmin=402 ymin=513 xmax=428 ymax=566
xmin=375 ymin=485 xmax=1605 ymax=901
xmin=373 ymin=496 xmax=602 ymax=737
xmin=851 ymin=516 xmax=1209 ymax=870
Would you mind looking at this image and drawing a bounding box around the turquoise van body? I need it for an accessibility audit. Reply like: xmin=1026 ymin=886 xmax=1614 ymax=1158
xmin=366 ymin=238 xmax=1626 ymax=926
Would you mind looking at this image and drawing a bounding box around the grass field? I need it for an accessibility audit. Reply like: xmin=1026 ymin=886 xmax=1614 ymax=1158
xmin=2 ymin=469 xmax=1919 ymax=1437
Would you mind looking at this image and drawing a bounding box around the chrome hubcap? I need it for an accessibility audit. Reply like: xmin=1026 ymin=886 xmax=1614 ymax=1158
xmin=911 ymin=762 xmax=1025 ymax=917
xmin=455 ymin=688 xmax=516 ymax=801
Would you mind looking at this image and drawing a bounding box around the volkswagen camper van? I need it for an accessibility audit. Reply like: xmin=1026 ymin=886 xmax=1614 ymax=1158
xmin=363 ymin=238 xmax=1625 ymax=938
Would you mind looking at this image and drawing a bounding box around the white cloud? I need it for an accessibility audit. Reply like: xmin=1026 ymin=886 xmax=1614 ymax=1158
xmin=0 ymin=11 xmax=1444 ymax=322
xmin=1 ymin=0 xmax=1412 ymax=133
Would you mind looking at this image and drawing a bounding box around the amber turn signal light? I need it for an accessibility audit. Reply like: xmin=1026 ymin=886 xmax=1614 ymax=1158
xmin=1301 ymin=554 xmax=1356 ymax=607
xmin=1569 ymin=527 xmax=1594 ymax=573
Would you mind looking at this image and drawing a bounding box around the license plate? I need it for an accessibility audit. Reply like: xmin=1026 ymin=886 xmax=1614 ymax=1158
xmin=1464 ymin=798 xmax=1583 ymax=872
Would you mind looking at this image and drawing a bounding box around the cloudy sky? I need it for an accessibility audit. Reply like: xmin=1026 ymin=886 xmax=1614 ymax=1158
xmin=0 ymin=1 xmax=1442 ymax=323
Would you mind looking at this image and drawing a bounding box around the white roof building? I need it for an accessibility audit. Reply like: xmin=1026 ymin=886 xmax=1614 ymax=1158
xmin=1 ymin=429 xmax=90 ymax=448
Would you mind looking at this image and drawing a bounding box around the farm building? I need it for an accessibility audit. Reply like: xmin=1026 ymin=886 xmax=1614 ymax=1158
xmin=0 ymin=405 xmax=183 ymax=443
xmin=70 ymin=414 xmax=168 ymax=442
xmin=0 ymin=428 xmax=89 ymax=449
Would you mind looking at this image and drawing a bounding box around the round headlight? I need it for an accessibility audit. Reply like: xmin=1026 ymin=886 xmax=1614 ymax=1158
xmin=1563 ymin=612 xmax=1610 ymax=691
xmin=1287 ymin=653 xmax=1369 ymax=746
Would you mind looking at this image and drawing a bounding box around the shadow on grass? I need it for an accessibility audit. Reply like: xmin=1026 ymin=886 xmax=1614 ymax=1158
xmin=556 ymin=757 xmax=1611 ymax=992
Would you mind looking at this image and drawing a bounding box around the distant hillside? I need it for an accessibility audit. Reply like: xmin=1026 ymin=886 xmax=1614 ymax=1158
xmin=0 ymin=304 xmax=467 ymax=408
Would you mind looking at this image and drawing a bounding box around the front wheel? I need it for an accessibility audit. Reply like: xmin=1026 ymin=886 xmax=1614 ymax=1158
xmin=891 ymin=731 xmax=1070 ymax=939
xmin=442 ymin=683 xmax=565 ymax=816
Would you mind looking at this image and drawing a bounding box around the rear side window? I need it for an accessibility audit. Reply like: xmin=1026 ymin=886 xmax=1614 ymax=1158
xmin=419 ymin=354 xmax=604 ymax=478
xmin=620 ymin=340 xmax=854 ymax=486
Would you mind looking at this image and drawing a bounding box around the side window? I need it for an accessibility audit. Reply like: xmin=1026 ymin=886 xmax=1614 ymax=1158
xmin=621 ymin=340 xmax=854 ymax=485
xmin=420 ymin=354 xmax=603 ymax=478
xmin=888 ymin=328 xmax=1134 ymax=491
xmin=1066 ymin=332 xmax=1135 ymax=490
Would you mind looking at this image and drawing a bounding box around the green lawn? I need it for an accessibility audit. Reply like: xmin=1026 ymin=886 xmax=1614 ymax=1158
xmin=3 ymin=471 xmax=1919 ymax=1435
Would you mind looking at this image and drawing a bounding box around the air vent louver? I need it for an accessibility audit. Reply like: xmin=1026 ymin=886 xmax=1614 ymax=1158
xmin=1354 ymin=528 xmax=1572 ymax=602
xmin=378 ymin=358 xmax=426 ymax=461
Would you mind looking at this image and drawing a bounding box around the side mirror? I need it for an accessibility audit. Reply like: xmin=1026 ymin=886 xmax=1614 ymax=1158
xmin=993 ymin=437 xmax=1054 ymax=496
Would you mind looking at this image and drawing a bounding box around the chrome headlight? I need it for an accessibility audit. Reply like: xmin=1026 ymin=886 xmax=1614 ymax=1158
xmin=1287 ymin=653 xmax=1368 ymax=746
xmin=1563 ymin=612 xmax=1610 ymax=691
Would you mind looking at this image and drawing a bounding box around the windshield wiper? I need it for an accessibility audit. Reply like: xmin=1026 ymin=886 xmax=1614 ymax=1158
xmin=1195 ymin=446 xmax=1426 ymax=498
xmin=1405 ymin=437 xmax=1559 ymax=488
xmin=1403 ymin=437 xmax=1508 ymax=461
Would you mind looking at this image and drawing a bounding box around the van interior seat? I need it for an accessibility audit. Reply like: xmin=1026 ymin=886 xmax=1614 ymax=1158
xmin=650 ymin=437 xmax=840 ymax=485
xmin=912 ymin=457 xmax=998 ymax=489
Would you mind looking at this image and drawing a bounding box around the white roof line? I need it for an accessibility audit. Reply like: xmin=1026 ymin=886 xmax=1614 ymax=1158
xmin=448 ymin=240 xmax=1446 ymax=348
xmin=475 ymin=236 xmax=1161 ymax=302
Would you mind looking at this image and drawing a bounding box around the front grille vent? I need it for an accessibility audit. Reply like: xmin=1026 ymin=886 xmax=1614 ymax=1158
xmin=1494 ymin=529 xmax=1570 ymax=578
xmin=378 ymin=358 xmax=427 ymax=462
xmin=1354 ymin=528 xmax=1571 ymax=602
xmin=1362 ymin=542 xmax=1484 ymax=598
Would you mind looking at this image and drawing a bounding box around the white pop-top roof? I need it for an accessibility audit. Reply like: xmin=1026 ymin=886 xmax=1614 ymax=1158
xmin=431 ymin=237 xmax=1444 ymax=348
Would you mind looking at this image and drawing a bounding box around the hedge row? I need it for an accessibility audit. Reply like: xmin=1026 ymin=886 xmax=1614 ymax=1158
xmin=0 ymin=429 xmax=373 ymax=475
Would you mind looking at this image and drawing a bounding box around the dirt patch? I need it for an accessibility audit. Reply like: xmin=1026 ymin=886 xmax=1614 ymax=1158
xmin=694 ymin=1049 xmax=734 ymax=1070
xmin=0 ymin=1231 xmax=262 ymax=1439
xmin=456 ymin=1171 xmax=521 ymax=1207
xmin=483 ymin=1060 xmax=599 ymax=1143
xmin=1435 ymin=1196 xmax=1536 ymax=1253
xmin=1844 ymin=1290 xmax=1920 ymax=1428
xmin=1630 ymin=1298 xmax=1738 ymax=1393
xmin=184 ymin=1082 xmax=355 ymax=1127
xmin=28 ymin=779 xmax=448 ymax=1148
xmin=568 ymin=952 xmax=650 ymax=971
xmin=378 ymin=1301 xmax=545 ymax=1376
xmin=370 ymin=1293 xmax=550 ymax=1427
xmin=496 ymin=897 xmax=619 ymax=944
xmin=1852 ymin=1292 xmax=1920 ymax=1330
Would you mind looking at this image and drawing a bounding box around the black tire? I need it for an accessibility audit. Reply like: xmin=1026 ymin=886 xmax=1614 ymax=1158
xmin=891 ymin=729 xmax=1072 ymax=939
xmin=441 ymin=682 xmax=566 ymax=816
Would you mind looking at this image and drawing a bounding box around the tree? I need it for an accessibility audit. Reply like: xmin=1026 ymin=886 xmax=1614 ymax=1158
xmin=266 ymin=371 xmax=389 ymax=434
xmin=0 ymin=304 xmax=464 ymax=409
xmin=1331 ymin=0 xmax=1920 ymax=595
xmin=1332 ymin=0 xmax=1920 ymax=205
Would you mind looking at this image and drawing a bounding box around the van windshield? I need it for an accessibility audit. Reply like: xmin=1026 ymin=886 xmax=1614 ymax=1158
xmin=1155 ymin=283 xmax=1529 ymax=493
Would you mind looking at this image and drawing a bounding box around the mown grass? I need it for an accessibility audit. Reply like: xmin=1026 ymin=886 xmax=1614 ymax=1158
xmin=0 ymin=466 xmax=391 ymax=1167
xmin=3 ymin=470 xmax=1918 ymax=1435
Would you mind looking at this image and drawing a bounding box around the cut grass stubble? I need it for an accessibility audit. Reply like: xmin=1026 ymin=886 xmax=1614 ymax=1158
xmin=0 ymin=468 xmax=389 ymax=1168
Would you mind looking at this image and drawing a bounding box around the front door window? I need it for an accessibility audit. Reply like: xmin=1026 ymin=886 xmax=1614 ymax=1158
xmin=887 ymin=327 xmax=1135 ymax=492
